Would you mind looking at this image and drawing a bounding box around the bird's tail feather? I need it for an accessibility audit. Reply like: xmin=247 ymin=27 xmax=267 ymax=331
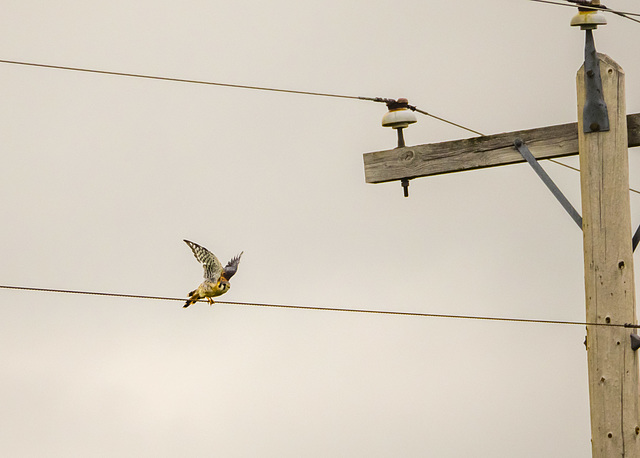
xmin=183 ymin=291 xmax=199 ymax=308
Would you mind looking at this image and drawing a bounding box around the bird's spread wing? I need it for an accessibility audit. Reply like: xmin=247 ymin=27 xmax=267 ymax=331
xmin=184 ymin=239 xmax=223 ymax=283
xmin=223 ymin=252 xmax=243 ymax=280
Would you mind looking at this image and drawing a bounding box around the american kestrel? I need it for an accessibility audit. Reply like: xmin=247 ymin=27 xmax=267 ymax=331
xmin=183 ymin=239 xmax=243 ymax=308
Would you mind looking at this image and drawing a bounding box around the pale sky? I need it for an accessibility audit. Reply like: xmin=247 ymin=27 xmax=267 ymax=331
xmin=1 ymin=1 xmax=640 ymax=457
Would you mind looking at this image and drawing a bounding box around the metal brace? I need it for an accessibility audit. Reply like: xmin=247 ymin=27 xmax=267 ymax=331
xmin=582 ymin=29 xmax=609 ymax=133
xmin=514 ymin=139 xmax=583 ymax=229
xmin=633 ymin=225 xmax=640 ymax=252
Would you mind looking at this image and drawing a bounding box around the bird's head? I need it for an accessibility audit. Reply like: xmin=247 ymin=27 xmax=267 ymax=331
xmin=218 ymin=281 xmax=230 ymax=293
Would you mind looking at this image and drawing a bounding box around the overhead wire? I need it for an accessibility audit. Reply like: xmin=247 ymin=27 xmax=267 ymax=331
xmin=530 ymin=0 xmax=640 ymax=24
xmin=0 ymin=57 xmax=565 ymax=168
xmin=1 ymin=58 xmax=637 ymax=190
xmin=0 ymin=59 xmax=367 ymax=101
xmin=0 ymin=48 xmax=637 ymax=330
xmin=1 ymin=57 xmax=637 ymax=191
xmin=0 ymin=58 xmax=487 ymax=134
xmin=409 ymin=106 xmax=485 ymax=136
xmin=0 ymin=10 xmax=637 ymax=330
xmin=1 ymin=284 xmax=636 ymax=328
xmin=2 ymin=58 xmax=637 ymax=194
xmin=411 ymin=0 xmax=640 ymax=188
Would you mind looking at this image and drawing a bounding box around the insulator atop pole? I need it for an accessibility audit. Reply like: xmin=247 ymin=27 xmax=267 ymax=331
xmin=570 ymin=1 xmax=607 ymax=29
xmin=381 ymin=98 xmax=417 ymax=130
xmin=380 ymin=98 xmax=417 ymax=197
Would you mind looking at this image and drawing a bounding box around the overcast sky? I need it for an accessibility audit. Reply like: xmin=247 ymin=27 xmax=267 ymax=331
xmin=1 ymin=1 xmax=640 ymax=457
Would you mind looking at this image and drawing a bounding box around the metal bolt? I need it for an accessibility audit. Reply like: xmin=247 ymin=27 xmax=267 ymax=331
xmin=396 ymin=128 xmax=406 ymax=148
xmin=400 ymin=150 xmax=414 ymax=161
xmin=401 ymin=179 xmax=410 ymax=198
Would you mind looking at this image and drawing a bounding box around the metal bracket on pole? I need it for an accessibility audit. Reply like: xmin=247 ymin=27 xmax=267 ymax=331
xmin=514 ymin=139 xmax=583 ymax=229
xmin=583 ymin=29 xmax=610 ymax=133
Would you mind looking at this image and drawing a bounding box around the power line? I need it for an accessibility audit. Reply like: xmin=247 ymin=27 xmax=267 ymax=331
xmin=547 ymin=160 xmax=640 ymax=195
xmin=3 ymin=58 xmax=638 ymax=195
xmin=547 ymin=159 xmax=580 ymax=173
xmin=0 ymin=58 xmax=486 ymax=138
xmin=0 ymin=284 xmax=636 ymax=328
xmin=409 ymin=106 xmax=485 ymax=136
xmin=530 ymin=0 xmax=640 ymax=24
xmin=0 ymin=59 xmax=367 ymax=101
xmin=606 ymin=9 xmax=640 ymax=26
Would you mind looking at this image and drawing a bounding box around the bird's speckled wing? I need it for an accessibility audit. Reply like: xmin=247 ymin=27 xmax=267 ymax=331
xmin=184 ymin=239 xmax=223 ymax=283
xmin=223 ymin=252 xmax=243 ymax=280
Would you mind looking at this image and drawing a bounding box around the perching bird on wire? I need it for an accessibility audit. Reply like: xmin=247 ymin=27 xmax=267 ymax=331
xmin=183 ymin=239 xmax=243 ymax=308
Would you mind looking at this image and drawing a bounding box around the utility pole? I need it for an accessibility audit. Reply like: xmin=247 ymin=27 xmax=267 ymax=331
xmin=362 ymin=6 xmax=640 ymax=457
xmin=577 ymin=32 xmax=640 ymax=458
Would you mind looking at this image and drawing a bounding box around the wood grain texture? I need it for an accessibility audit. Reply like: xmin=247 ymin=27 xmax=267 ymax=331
xmin=363 ymin=113 xmax=640 ymax=184
xmin=578 ymin=54 xmax=640 ymax=458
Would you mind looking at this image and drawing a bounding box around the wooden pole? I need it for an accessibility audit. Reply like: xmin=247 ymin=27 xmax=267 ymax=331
xmin=578 ymin=51 xmax=640 ymax=457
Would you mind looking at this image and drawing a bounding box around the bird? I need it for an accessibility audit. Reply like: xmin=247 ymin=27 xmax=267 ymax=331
xmin=183 ymin=239 xmax=243 ymax=308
